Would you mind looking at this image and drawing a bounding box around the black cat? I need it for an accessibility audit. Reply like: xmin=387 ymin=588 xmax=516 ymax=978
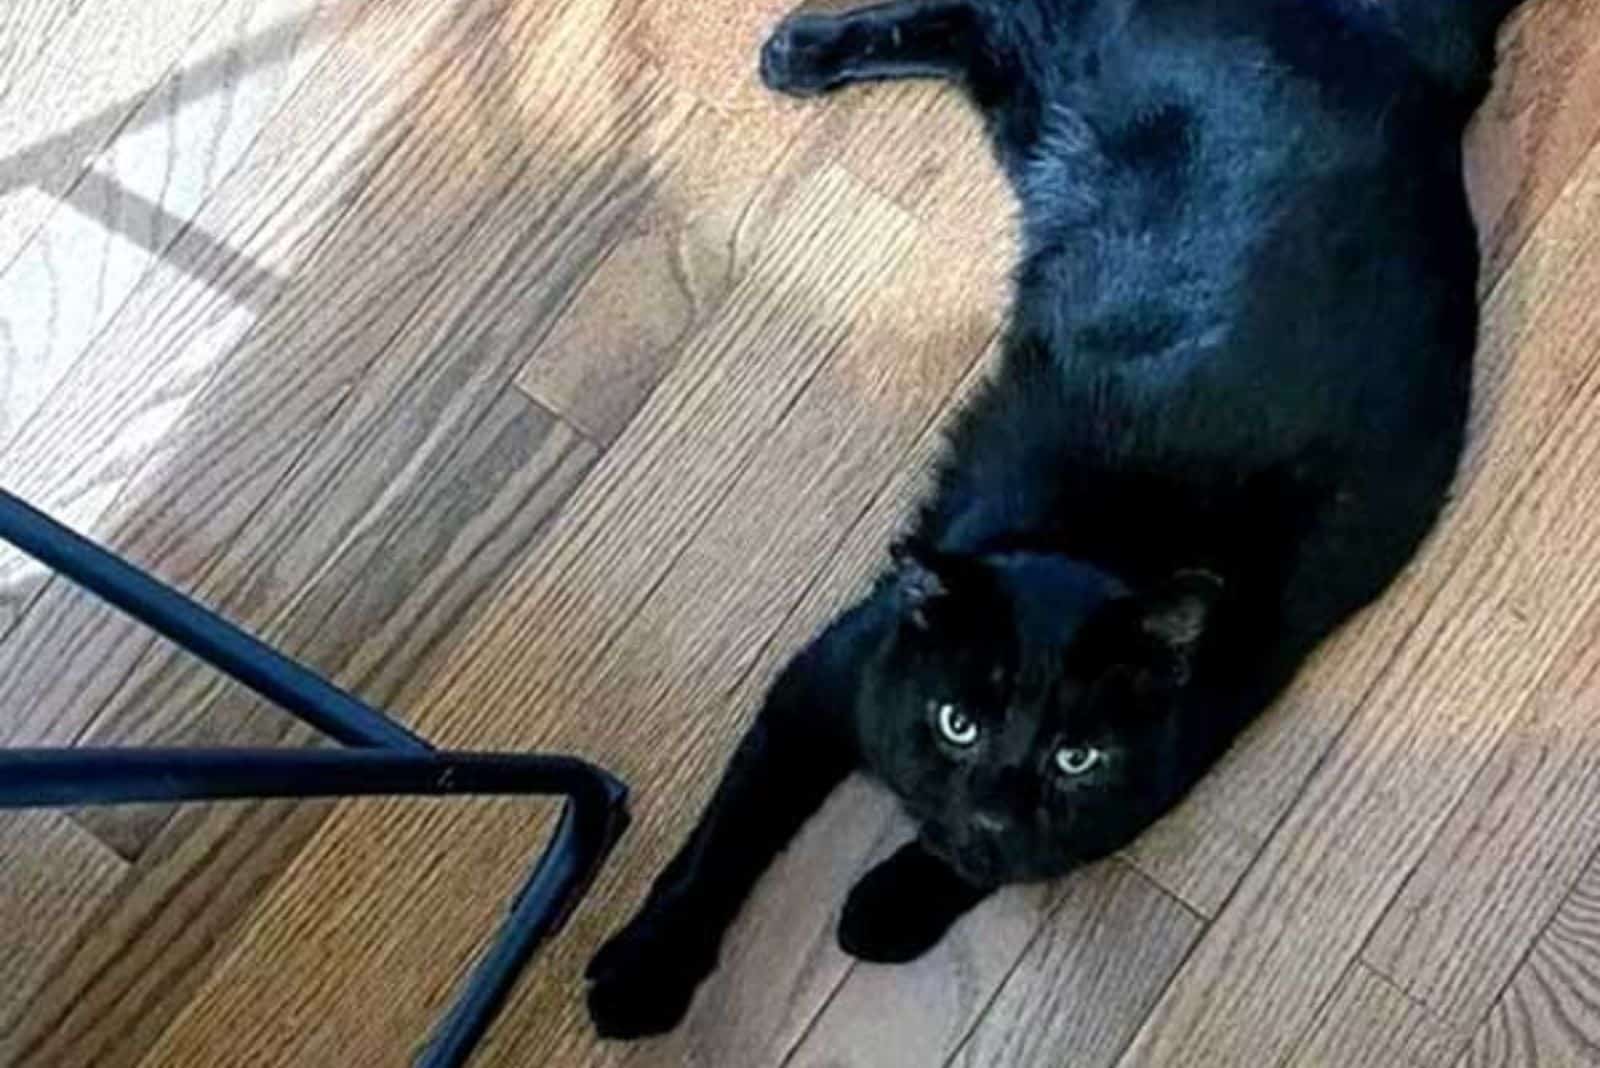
xmin=587 ymin=0 xmax=1529 ymax=1039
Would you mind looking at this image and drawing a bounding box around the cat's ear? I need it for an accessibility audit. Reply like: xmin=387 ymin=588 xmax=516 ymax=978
xmin=1136 ymin=569 xmax=1224 ymax=667
xmin=890 ymin=541 xmax=948 ymax=629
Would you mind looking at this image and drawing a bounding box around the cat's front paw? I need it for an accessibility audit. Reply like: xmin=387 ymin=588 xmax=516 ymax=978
xmin=837 ymin=865 xmax=960 ymax=963
xmin=759 ymin=15 xmax=845 ymax=97
xmin=585 ymin=919 xmax=712 ymax=1040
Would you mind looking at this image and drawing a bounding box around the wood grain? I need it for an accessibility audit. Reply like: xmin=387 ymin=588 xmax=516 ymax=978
xmin=3 ymin=786 xmax=332 ymax=1068
xmin=517 ymin=57 xmax=1011 ymax=445
xmin=6 ymin=17 xmax=683 ymax=1059
xmin=0 ymin=0 xmax=692 ymax=754
xmin=125 ymin=164 xmax=924 ymax=1068
xmin=1459 ymin=857 xmax=1600 ymax=1068
xmin=1112 ymin=135 xmax=1600 ymax=1068
xmin=1363 ymin=600 xmax=1600 ymax=1031
xmin=121 ymin=157 xmax=997 ymax=1067
xmin=514 ymin=101 xmax=815 ymax=444
xmin=409 ymin=176 xmax=1000 ymax=1068
xmin=1469 ymin=0 xmax=1600 ymax=284
xmin=71 ymin=390 xmax=597 ymax=856
xmin=946 ymin=862 xmax=1200 ymax=1068
xmin=1287 ymin=963 xmax=1463 ymax=1068
xmin=631 ymin=0 xmax=794 ymax=114
xmin=0 ymin=0 xmax=233 ymax=273
xmin=57 ymin=43 xmax=690 ymax=837
xmin=0 ymin=2 xmax=79 ymax=106
xmin=785 ymin=876 xmax=1061 ymax=1068
xmin=0 ymin=0 xmax=466 ymax=641
xmin=633 ymin=782 xmax=911 ymax=1068
xmin=0 ymin=811 xmax=126 ymax=1063
xmin=784 ymin=858 xmax=1195 ymax=1068
xmin=8 ymin=395 xmax=593 ymax=1068
xmin=0 ymin=0 xmax=356 ymax=643
xmin=753 ymin=349 xmax=1121 ymax=1068
xmin=0 ymin=0 xmax=343 ymax=449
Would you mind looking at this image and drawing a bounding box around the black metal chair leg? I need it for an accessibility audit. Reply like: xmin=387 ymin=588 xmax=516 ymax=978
xmin=0 ymin=489 xmax=629 ymax=1067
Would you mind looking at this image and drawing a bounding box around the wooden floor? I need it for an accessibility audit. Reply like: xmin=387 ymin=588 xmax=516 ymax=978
xmin=4 ymin=0 xmax=1600 ymax=1064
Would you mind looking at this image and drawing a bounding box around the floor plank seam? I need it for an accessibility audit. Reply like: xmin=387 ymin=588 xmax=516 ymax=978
xmin=776 ymin=959 xmax=859 ymax=1067
xmin=714 ymin=324 xmax=1000 ymax=709
xmin=1448 ymin=831 xmax=1600 ymax=1060
xmin=1103 ymin=871 xmax=1215 ymax=1068
xmin=1478 ymin=119 xmax=1600 ymax=309
xmin=1268 ymin=955 xmax=1362 ymax=1068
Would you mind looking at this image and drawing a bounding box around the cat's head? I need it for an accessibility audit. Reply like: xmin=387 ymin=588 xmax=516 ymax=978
xmin=858 ymin=546 xmax=1223 ymax=886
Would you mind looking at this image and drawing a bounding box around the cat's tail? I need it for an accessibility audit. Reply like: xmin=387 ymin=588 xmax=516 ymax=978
xmin=1385 ymin=0 xmax=1531 ymax=99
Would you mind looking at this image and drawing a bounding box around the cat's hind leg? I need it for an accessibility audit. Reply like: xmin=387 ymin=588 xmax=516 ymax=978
xmin=759 ymin=0 xmax=992 ymax=98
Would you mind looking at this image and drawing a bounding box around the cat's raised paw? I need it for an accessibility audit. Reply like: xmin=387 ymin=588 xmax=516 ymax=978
xmin=759 ymin=15 xmax=846 ymax=97
xmin=585 ymin=922 xmax=709 ymax=1040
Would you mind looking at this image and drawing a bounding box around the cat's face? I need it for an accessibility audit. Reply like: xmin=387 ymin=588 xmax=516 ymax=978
xmin=858 ymin=551 xmax=1218 ymax=887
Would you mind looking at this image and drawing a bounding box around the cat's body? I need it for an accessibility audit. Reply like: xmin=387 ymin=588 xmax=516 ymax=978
xmin=587 ymin=0 xmax=1528 ymax=1039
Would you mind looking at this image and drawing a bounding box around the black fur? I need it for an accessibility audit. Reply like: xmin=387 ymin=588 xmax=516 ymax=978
xmin=587 ymin=0 xmax=1529 ymax=1039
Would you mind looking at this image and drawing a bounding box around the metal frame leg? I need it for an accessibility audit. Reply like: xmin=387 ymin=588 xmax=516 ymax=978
xmin=0 ymin=490 xmax=629 ymax=1067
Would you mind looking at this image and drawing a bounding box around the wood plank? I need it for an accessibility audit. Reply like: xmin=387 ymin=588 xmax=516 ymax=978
xmin=832 ymin=82 xmax=1014 ymax=297
xmin=631 ymin=0 xmax=793 ymax=114
xmin=7 ymin=40 xmax=669 ymax=1057
xmin=520 ymin=2 xmax=1013 ymax=445
xmin=1470 ymin=0 xmax=1600 ymax=285
xmin=512 ymin=0 xmax=850 ymax=440
xmin=7 ymin=393 xmax=592 ymax=1068
xmin=0 ymin=2 xmax=78 ymax=106
xmin=1287 ymin=963 xmax=1462 ymax=1068
xmin=0 ymin=811 xmax=127 ymax=1064
xmin=71 ymin=390 xmax=597 ymax=857
xmin=436 ymin=169 xmax=921 ymax=762
xmin=514 ymin=101 xmax=811 ymax=444
xmin=1124 ymin=120 xmax=1600 ymax=916
xmin=2 ymin=791 xmax=332 ymax=1068
xmin=517 ymin=57 xmax=1010 ymax=446
xmin=364 ymin=170 xmax=969 ymax=1068
xmin=1458 ymin=857 xmax=1600 ymax=1068
xmin=1363 ymin=601 xmax=1600 ymax=1031
xmin=941 ymin=862 xmax=1200 ymax=1068
xmin=0 ymin=0 xmax=235 ymax=273
xmin=1110 ymin=144 xmax=1600 ymax=1068
xmin=0 ymin=2 xmax=691 ymax=752
xmin=588 ymin=85 xmax=1062 ymax=1068
xmin=630 ymin=0 xmax=1005 ymax=232
xmin=0 ymin=0 xmax=464 ymax=639
xmin=126 ymin=166 xmax=939 ymax=1068
xmin=783 ymin=859 xmax=1191 ymax=1068
xmin=56 ymin=24 xmax=691 ymax=830
xmin=783 ymin=876 xmax=1059 ymax=1068
xmin=0 ymin=0 xmax=346 ymax=456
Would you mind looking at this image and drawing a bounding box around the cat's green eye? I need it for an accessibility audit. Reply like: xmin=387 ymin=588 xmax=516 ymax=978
xmin=1055 ymin=746 xmax=1103 ymax=776
xmin=935 ymin=703 xmax=979 ymax=747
